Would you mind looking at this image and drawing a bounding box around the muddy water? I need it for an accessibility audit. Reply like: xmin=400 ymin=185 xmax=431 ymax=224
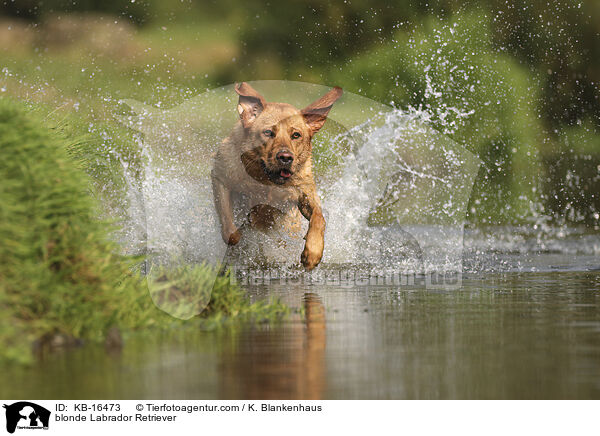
xmin=2 ymin=228 xmax=600 ymax=399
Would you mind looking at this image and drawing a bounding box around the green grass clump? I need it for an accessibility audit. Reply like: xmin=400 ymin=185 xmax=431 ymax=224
xmin=148 ymin=264 xmax=289 ymax=325
xmin=0 ymin=97 xmax=132 ymax=363
xmin=0 ymin=98 xmax=287 ymax=365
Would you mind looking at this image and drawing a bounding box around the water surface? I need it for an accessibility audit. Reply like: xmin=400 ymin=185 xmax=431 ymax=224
xmin=3 ymin=229 xmax=600 ymax=399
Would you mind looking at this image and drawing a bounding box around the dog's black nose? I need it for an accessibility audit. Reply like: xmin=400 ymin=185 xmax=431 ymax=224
xmin=276 ymin=150 xmax=294 ymax=164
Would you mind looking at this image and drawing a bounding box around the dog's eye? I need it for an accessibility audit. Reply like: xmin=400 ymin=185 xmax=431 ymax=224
xmin=291 ymin=132 xmax=301 ymax=139
xmin=263 ymin=129 xmax=274 ymax=137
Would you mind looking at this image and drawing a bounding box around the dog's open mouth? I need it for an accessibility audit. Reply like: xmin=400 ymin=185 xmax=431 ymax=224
xmin=261 ymin=161 xmax=293 ymax=184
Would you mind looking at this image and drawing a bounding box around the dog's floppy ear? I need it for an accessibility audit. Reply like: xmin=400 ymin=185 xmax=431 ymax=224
xmin=235 ymin=82 xmax=266 ymax=128
xmin=301 ymin=86 xmax=343 ymax=135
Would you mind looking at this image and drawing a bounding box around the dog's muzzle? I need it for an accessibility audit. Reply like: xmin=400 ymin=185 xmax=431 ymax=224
xmin=261 ymin=160 xmax=293 ymax=185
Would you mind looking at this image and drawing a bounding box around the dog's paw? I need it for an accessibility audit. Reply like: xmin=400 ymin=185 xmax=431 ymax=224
xmin=301 ymin=244 xmax=322 ymax=271
xmin=223 ymin=228 xmax=242 ymax=245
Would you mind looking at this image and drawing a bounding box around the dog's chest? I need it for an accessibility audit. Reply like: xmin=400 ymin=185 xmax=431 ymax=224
xmin=237 ymin=180 xmax=298 ymax=213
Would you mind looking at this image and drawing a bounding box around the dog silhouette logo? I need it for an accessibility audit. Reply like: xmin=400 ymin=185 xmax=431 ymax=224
xmin=3 ymin=402 xmax=50 ymax=433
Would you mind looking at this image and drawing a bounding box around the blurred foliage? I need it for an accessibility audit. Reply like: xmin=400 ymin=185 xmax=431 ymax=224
xmin=0 ymin=0 xmax=599 ymax=225
xmin=0 ymin=0 xmax=148 ymax=22
xmin=324 ymin=13 xmax=544 ymax=222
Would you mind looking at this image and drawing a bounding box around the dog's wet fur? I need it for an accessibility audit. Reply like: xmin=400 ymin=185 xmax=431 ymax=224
xmin=211 ymin=82 xmax=342 ymax=270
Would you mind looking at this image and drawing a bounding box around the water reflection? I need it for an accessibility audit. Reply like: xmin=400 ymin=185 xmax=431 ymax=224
xmin=219 ymin=293 xmax=326 ymax=399
xmin=1 ymin=272 xmax=600 ymax=399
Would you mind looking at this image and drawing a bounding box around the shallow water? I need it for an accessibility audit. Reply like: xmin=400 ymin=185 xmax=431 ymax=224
xmin=3 ymin=228 xmax=600 ymax=399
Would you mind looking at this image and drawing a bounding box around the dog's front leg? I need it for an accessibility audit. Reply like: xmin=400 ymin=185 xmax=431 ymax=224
xmin=299 ymin=192 xmax=326 ymax=271
xmin=211 ymin=171 xmax=241 ymax=245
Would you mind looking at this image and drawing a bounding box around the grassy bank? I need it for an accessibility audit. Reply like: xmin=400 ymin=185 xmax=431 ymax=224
xmin=0 ymin=98 xmax=288 ymax=366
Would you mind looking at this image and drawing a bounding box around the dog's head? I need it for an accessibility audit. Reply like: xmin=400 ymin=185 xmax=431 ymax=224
xmin=234 ymin=82 xmax=342 ymax=186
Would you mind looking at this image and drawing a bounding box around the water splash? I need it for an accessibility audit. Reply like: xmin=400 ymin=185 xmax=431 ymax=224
xmin=321 ymin=108 xmax=480 ymax=273
xmin=110 ymin=81 xmax=600 ymax=283
xmin=117 ymin=81 xmax=481 ymax=280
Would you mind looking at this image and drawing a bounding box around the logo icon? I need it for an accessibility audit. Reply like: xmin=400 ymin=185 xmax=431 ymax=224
xmin=3 ymin=402 xmax=50 ymax=434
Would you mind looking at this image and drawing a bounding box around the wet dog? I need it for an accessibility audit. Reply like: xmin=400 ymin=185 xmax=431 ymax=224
xmin=211 ymin=82 xmax=342 ymax=270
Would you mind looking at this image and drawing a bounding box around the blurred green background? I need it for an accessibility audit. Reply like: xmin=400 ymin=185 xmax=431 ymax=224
xmin=1 ymin=0 xmax=599 ymax=225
